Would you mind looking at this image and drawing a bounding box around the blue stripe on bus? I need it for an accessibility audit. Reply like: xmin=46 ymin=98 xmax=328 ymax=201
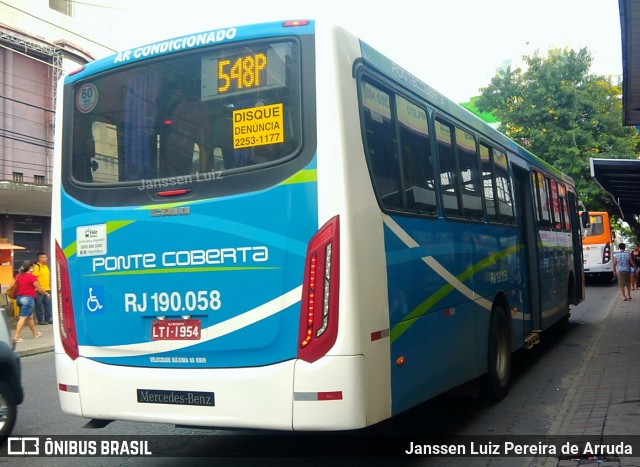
xmin=384 ymin=216 xmax=518 ymax=335
xmin=384 ymin=215 xmax=517 ymax=413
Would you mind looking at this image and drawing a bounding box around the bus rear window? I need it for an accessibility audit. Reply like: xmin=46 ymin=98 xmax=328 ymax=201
xmin=69 ymin=40 xmax=301 ymax=185
xmin=584 ymin=215 xmax=605 ymax=237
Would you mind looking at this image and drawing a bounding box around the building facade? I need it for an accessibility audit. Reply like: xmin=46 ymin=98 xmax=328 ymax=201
xmin=0 ymin=0 xmax=119 ymax=279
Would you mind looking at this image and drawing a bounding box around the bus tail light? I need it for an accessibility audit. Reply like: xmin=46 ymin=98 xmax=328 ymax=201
xmin=298 ymin=216 xmax=340 ymax=363
xmin=68 ymin=65 xmax=85 ymax=76
xmin=283 ymin=20 xmax=310 ymax=27
xmin=56 ymin=242 xmax=79 ymax=360
xmin=603 ymin=243 xmax=611 ymax=264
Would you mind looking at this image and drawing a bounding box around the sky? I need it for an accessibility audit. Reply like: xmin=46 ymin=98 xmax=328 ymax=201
xmin=102 ymin=0 xmax=623 ymax=103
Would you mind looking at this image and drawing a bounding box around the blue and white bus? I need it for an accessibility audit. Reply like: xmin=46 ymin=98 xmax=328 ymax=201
xmin=52 ymin=19 xmax=584 ymax=431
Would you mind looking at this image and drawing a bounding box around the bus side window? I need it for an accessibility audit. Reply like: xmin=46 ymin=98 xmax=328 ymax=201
xmin=435 ymin=119 xmax=461 ymax=218
xmin=559 ymin=183 xmax=571 ymax=231
xmin=494 ymin=150 xmax=513 ymax=223
xmin=455 ymin=127 xmax=482 ymax=220
xmin=548 ymin=179 xmax=563 ymax=231
xmin=395 ymin=95 xmax=437 ymax=215
xmin=533 ymin=171 xmax=552 ymax=230
xmin=480 ymin=144 xmax=498 ymax=222
xmin=360 ymin=81 xmax=403 ymax=210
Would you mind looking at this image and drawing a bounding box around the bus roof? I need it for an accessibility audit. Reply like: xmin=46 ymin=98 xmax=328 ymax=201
xmin=65 ymin=20 xmax=315 ymax=84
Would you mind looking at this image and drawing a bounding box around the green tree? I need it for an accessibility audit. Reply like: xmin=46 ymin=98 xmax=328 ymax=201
xmin=476 ymin=47 xmax=640 ymax=211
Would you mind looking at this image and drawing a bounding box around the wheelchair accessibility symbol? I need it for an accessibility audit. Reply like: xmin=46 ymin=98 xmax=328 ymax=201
xmin=84 ymin=286 xmax=104 ymax=313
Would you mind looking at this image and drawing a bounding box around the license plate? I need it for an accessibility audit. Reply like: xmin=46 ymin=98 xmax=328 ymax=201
xmin=151 ymin=319 xmax=201 ymax=340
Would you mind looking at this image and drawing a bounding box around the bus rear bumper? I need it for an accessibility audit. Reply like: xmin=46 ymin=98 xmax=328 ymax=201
xmin=293 ymin=355 xmax=366 ymax=430
xmin=55 ymin=352 xmax=368 ymax=431
xmin=55 ymin=351 xmax=81 ymax=416
xmin=57 ymin=352 xmax=297 ymax=430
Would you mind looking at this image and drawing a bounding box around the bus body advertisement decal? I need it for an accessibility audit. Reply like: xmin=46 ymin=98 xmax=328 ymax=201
xmin=59 ymin=161 xmax=319 ymax=368
xmin=76 ymin=224 xmax=107 ymax=257
xmin=78 ymin=285 xmax=302 ymax=357
xmin=383 ymin=215 xmax=520 ymax=344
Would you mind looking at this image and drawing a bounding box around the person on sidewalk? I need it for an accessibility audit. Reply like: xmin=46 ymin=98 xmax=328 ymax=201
xmin=631 ymin=243 xmax=640 ymax=290
xmin=613 ymin=242 xmax=634 ymax=301
xmin=32 ymin=252 xmax=53 ymax=325
xmin=10 ymin=260 xmax=48 ymax=342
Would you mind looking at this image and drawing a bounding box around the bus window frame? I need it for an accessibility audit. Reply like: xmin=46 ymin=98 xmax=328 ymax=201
xmin=356 ymin=70 xmax=439 ymax=219
xmin=61 ymin=34 xmax=317 ymax=207
xmin=532 ymin=170 xmax=552 ymax=231
xmin=432 ymin=113 xmax=485 ymax=223
xmin=479 ymin=139 xmax=515 ymax=226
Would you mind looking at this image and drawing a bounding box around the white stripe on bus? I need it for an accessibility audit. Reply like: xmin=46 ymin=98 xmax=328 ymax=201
xmin=79 ymin=285 xmax=303 ymax=357
xmin=383 ymin=215 xmax=492 ymax=311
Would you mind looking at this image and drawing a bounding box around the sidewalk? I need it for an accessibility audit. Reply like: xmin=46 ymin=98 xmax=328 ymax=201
xmin=7 ymin=313 xmax=54 ymax=357
xmin=542 ymin=289 xmax=640 ymax=467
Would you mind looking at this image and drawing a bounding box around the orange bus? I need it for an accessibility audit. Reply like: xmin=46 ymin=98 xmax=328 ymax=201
xmin=582 ymin=212 xmax=614 ymax=280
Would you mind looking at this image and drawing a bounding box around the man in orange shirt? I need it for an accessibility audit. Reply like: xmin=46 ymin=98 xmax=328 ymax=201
xmin=33 ymin=252 xmax=52 ymax=325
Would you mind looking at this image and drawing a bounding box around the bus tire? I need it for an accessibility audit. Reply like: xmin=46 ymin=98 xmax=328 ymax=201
xmin=480 ymin=307 xmax=511 ymax=401
xmin=558 ymin=291 xmax=571 ymax=332
xmin=0 ymin=381 xmax=17 ymax=442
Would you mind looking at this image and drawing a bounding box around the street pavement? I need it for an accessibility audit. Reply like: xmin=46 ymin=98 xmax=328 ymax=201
xmin=541 ymin=291 xmax=640 ymax=467
xmin=3 ymin=288 xmax=640 ymax=465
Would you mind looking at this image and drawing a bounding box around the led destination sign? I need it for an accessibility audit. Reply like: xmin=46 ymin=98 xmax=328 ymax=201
xmin=218 ymin=52 xmax=267 ymax=94
xmin=201 ymin=42 xmax=289 ymax=100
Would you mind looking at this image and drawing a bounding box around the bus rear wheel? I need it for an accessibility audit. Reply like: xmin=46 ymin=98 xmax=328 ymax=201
xmin=480 ymin=307 xmax=511 ymax=401
xmin=0 ymin=381 xmax=17 ymax=441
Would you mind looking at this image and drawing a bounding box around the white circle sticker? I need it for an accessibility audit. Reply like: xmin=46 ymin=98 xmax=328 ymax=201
xmin=76 ymin=83 xmax=98 ymax=113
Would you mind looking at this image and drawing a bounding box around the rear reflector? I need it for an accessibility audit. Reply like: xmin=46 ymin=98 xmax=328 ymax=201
xmin=317 ymin=391 xmax=343 ymax=401
xmin=293 ymin=391 xmax=343 ymax=401
xmin=58 ymin=383 xmax=79 ymax=393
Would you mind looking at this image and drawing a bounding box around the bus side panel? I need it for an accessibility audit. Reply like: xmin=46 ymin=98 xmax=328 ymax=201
xmin=315 ymin=24 xmax=394 ymax=427
xmin=539 ymin=231 xmax=571 ymax=329
xmin=389 ymin=303 xmax=486 ymax=414
xmin=547 ymin=230 xmax=573 ymax=327
xmin=385 ymin=216 xmax=519 ymax=415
